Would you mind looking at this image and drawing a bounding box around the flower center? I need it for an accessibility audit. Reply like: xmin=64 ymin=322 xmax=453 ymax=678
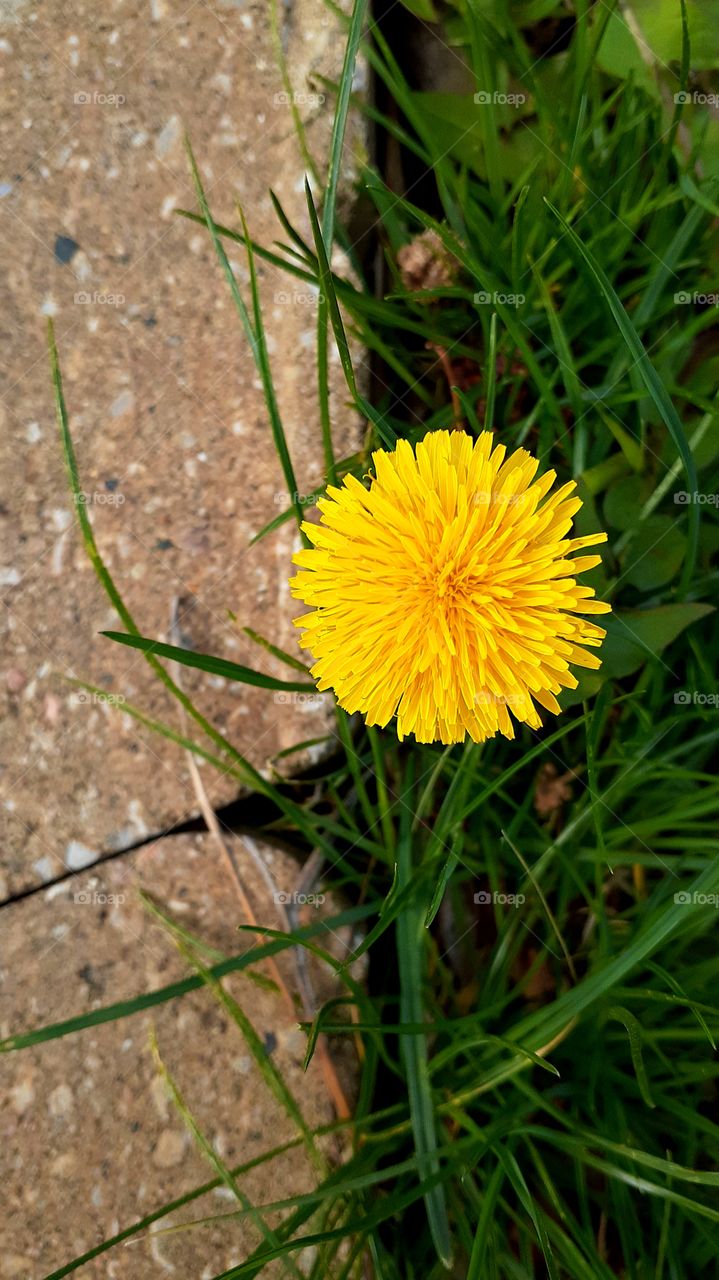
xmin=435 ymin=560 xmax=457 ymax=599
xmin=427 ymin=551 xmax=480 ymax=607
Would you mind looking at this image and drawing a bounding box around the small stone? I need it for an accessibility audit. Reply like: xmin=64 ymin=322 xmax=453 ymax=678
xmin=48 ymin=1083 xmax=74 ymax=1117
xmin=10 ymin=1075 xmax=35 ymax=1115
xmin=54 ymin=234 xmax=80 ymax=264
xmin=44 ymin=694 xmax=61 ymax=726
xmin=4 ymin=1257 xmax=35 ymax=1277
xmin=155 ymin=115 xmax=181 ymax=160
xmin=5 ymin=668 xmax=26 ymax=693
xmin=109 ymin=389 xmax=135 ymax=418
xmin=65 ymin=841 xmax=96 ymax=871
xmin=153 ymin=1129 xmax=186 ymax=1168
xmin=72 ymin=250 xmax=92 ymax=283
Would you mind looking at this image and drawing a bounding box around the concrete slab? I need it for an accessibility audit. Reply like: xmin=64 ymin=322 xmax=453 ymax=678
xmin=0 ymin=832 xmax=358 ymax=1276
xmin=0 ymin=0 xmax=363 ymax=896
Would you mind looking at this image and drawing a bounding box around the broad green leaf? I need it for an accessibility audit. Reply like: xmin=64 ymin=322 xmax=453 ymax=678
xmin=620 ymin=515 xmax=687 ymax=591
xmin=604 ymin=474 xmax=650 ymax=532
xmin=632 ymin=0 xmax=719 ymax=71
xmin=594 ymin=6 xmax=658 ymax=93
xmin=600 ymin=413 xmax=643 ymax=471
xmin=602 ymin=604 xmax=714 ymax=679
xmin=582 ymin=453 xmax=631 ymax=497
xmin=562 ymin=603 xmax=714 ymax=705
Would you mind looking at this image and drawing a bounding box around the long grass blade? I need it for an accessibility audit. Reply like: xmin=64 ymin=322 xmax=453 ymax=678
xmin=102 ymin=631 xmax=317 ymax=691
xmin=396 ymin=762 xmax=452 ymax=1268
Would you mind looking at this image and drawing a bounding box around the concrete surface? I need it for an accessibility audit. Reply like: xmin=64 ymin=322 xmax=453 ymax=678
xmin=1 ymin=832 xmax=359 ymax=1276
xmin=0 ymin=0 xmax=364 ymax=897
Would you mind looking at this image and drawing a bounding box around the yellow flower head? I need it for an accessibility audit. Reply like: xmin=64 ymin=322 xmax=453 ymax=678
xmin=290 ymin=429 xmax=611 ymax=744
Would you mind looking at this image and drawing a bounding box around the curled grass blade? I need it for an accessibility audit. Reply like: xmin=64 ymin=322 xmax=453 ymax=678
xmin=605 ymin=1006 xmax=656 ymax=1109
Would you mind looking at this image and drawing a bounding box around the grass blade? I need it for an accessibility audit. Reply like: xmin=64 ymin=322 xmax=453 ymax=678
xmin=0 ymin=905 xmax=373 ymax=1052
xmin=183 ymin=135 xmax=307 ymax=542
xmin=160 ymin=932 xmax=326 ymax=1173
xmin=396 ymin=762 xmax=452 ymax=1268
xmin=544 ymin=198 xmax=700 ymax=594
xmin=48 ymin=319 xmax=262 ymax=785
xmin=102 ymin=631 xmax=317 ymax=692
xmin=151 ymin=1031 xmax=305 ymax=1278
xmin=320 ymin=0 xmax=367 ymax=255
xmin=304 ymin=178 xmax=396 ymax=448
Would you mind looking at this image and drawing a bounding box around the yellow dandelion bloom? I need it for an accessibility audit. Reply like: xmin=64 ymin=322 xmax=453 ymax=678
xmin=290 ymin=429 xmax=611 ymax=745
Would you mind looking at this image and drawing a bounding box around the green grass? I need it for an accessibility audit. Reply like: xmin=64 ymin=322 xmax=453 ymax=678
xmin=21 ymin=0 xmax=719 ymax=1275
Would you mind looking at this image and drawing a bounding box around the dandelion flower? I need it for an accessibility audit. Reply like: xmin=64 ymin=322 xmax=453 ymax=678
xmin=290 ymin=429 xmax=611 ymax=744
